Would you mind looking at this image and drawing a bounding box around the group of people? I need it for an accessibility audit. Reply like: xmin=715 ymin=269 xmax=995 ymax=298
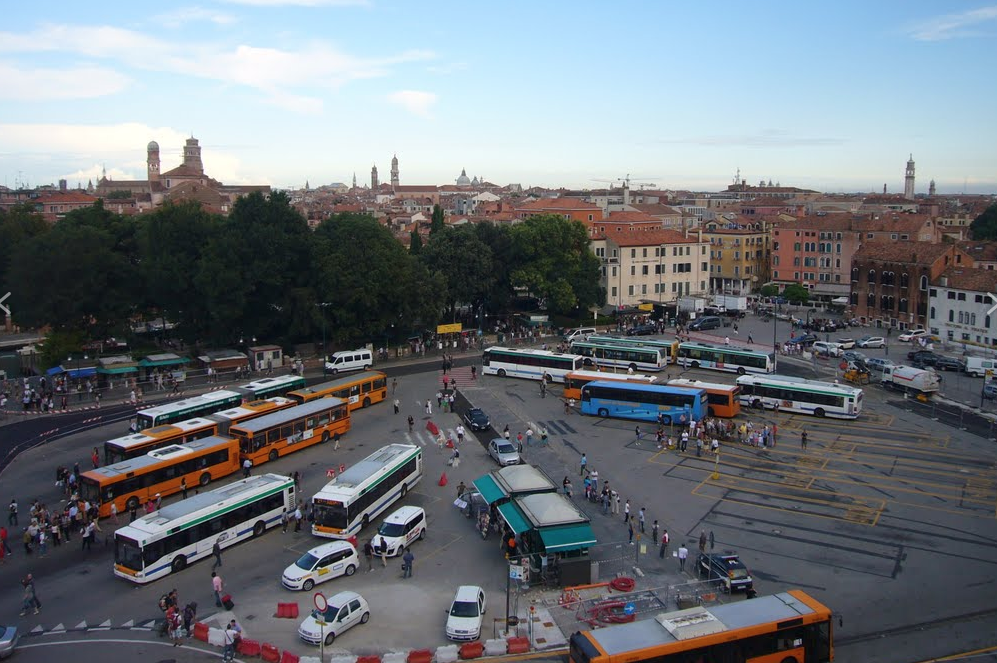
xmin=362 ymin=537 xmax=416 ymax=577
xmin=158 ymin=588 xmax=201 ymax=647
xmin=7 ymin=481 xmax=105 ymax=560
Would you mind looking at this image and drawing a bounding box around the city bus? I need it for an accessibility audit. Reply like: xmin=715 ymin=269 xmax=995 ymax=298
xmin=229 ymin=397 xmax=351 ymax=467
xmin=105 ymin=397 xmax=296 ymax=464
xmin=666 ymin=379 xmax=741 ymax=418
xmin=676 ymin=341 xmax=776 ymax=375
xmin=736 ymin=374 xmax=863 ymax=419
xmin=563 ymin=370 xmax=658 ymax=401
xmin=287 ymin=371 xmax=388 ymax=411
xmin=580 ymin=381 xmax=708 ymax=423
xmin=236 ymin=375 xmax=307 ymax=400
xmin=113 ymin=473 xmax=294 ymax=583
xmin=481 ymin=347 xmax=584 ymax=383
xmin=312 ymin=444 xmax=422 ymax=539
xmin=568 ymin=589 xmax=833 ymax=663
xmin=570 ymin=340 xmax=670 ymax=373
xmin=587 ymin=335 xmax=679 ymax=363
xmin=135 ymin=390 xmax=245 ymax=431
xmin=80 ymin=436 xmax=242 ymax=518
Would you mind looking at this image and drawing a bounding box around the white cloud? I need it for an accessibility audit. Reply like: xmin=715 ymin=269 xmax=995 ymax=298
xmin=387 ymin=90 xmax=437 ymax=118
xmin=0 ymin=63 xmax=131 ymax=101
xmin=154 ymin=7 xmax=238 ymax=28
xmin=905 ymin=5 xmax=997 ymax=41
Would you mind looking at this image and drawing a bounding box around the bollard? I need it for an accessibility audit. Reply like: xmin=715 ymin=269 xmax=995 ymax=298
xmin=356 ymin=657 xmax=381 ymax=663
xmin=238 ymin=638 xmax=262 ymax=657
xmin=458 ymin=641 xmax=484 ymax=659
xmin=261 ymin=643 xmax=281 ymax=663
xmin=407 ymin=650 xmax=433 ymax=663
xmin=192 ymin=622 xmax=210 ymax=642
xmin=279 ymin=652 xmax=300 ymax=663
xmin=506 ymin=637 xmax=530 ymax=654
xmin=435 ymin=645 xmax=459 ymax=663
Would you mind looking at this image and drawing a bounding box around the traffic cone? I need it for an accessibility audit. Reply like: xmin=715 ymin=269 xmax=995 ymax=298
xmin=439 ymin=471 xmax=448 ymax=486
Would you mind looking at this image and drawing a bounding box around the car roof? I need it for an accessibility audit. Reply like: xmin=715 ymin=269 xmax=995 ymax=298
xmin=382 ymin=505 xmax=424 ymax=523
xmin=327 ymin=590 xmax=363 ymax=605
xmin=305 ymin=540 xmax=356 ymax=557
xmin=454 ymin=585 xmax=483 ymax=600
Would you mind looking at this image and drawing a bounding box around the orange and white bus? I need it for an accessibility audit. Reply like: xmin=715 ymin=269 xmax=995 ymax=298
xmin=562 ymin=370 xmax=658 ymax=401
xmin=104 ymin=397 xmax=296 ymax=465
xmin=81 ymin=436 xmax=242 ymax=518
xmin=569 ymin=590 xmax=833 ymax=663
xmin=287 ymin=371 xmax=388 ymax=412
xmin=230 ymin=397 xmax=350 ymax=467
xmin=666 ymin=378 xmax=742 ymax=418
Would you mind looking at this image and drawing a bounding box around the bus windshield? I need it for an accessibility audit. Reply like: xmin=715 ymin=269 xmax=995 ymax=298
xmin=314 ymin=500 xmax=348 ymax=530
xmin=114 ymin=535 xmax=144 ymax=572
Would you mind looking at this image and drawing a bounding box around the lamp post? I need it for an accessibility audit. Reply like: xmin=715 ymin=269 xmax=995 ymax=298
xmin=316 ymin=302 xmax=332 ymax=375
xmin=67 ymin=354 xmax=88 ymax=386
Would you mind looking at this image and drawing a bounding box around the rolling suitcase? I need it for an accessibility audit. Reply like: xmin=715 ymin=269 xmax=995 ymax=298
xmin=222 ymin=594 xmax=234 ymax=610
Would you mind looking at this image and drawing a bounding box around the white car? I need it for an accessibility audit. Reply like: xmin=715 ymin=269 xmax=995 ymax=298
xmin=445 ymin=585 xmax=487 ymax=641
xmin=898 ymin=329 xmax=927 ymax=342
xmin=282 ymin=541 xmax=359 ymax=591
xmin=857 ymin=336 xmax=886 ymax=349
xmin=487 ymin=438 xmax=521 ymax=466
xmin=836 ymin=338 xmax=856 ymax=350
xmin=373 ymin=506 xmax=426 ymax=557
xmin=298 ymin=591 xmax=370 ymax=647
xmin=811 ymin=341 xmax=843 ymax=357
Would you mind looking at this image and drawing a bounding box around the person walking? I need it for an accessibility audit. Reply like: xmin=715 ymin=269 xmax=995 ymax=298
xmin=391 ymin=378 xmax=398 ymax=395
xmin=652 ymin=520 xmax=659 ymax=547
xmin=698 ymin=530 xmax=707 ymax=552
xmin=294 ymin=504 xmax=303 ymax=532
xmin=658 ymin=529 xmax=670 ymax=559
xmin=408 ymin=415 xmax=414 ymax=433
xmin=212 ymin=571 xmax=224 ymax=607
xmin=623 ymin=499 xmax=631 ymax=523
xmin=638 ymin=507 xmax=646 ymax=533
xmin=402 ymin=548 xmax=414 ymax=578
xmin=8 ymin=498 xmax=17 ymax=526
xmin=456 ymin=424 xmax=465 ymax=445
xmin=242 ymin=458 xmax=252 ymax=478
xmin=363 ymin=540 xmax=374 ymax=572
xmin=525 ymin=427 xmax=533 ymax=447
xmin=677 ymin=544 xmax=688 ymax=572
xmin=634 ymin=425 xmax=641 ymax=445
xmin=393 ymin=398 xmax=400 ymax=414
xmin=183 ymin=602 xmax=198 ymax=640
xmin=376 ymin=536 xmax=388 ymax=567
xmin=456 ymin=481 xmax=467 ymax=498
xmin=20 ymin=575 xmax=40 ymax=616
xmin=281 ymin=509 xmax=289 ymax=533
xmin=801 ymin=429 xmax=808 ymax=450
xmin=212 ymin=537 xmax=223 ymax=568
xmin=627 ymin=519 xmax=634 ymax=545
xmin=181 ymin=478 xmax=188 ymax=500
xmin=425 ymin=399 xmax=432 ymax=415
xmin=580 ymin=453 xmax=587 ymax=476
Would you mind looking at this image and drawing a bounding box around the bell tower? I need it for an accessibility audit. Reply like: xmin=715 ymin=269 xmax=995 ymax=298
xmin=147 ymin=141 xmax=160 ymax=182
xmin=371 ymin=164 xmax=379 ymax=189
xmin=904 ymin=154 xmax=915 ymax=199
xmin=390 ymin=154 xmax=399 ymax=188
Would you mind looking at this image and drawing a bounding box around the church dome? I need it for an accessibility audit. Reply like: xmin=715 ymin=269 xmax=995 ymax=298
xmin=147 ymin=141 xmax=159 ymax=151
xmin=456 ymin=168 xmax=471 ymax=186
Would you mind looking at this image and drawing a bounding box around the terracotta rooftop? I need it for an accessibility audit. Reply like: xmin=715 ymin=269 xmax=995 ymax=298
xmin=956 ymin=240 xmax=997 ymax=264
xmin=606 ymin=211 xmax=658 ymax=223
xmin=33 ymin=191 xmax=99 ymax=204
xmin=630 ymin=203 xmax=681 ymax=216
xmin=515 ymin=197 xmax=602 ymax=211
xmin=601 ymin=227 xmax=695 ymax=246
xmin=936 ymin=266 xmax=997 ymax=292
xmin=852 ymin=241 xmax=954 ymax=266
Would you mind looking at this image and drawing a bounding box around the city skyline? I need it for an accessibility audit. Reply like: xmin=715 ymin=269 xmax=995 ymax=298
xmin=1 ymin=1 xmax=996 ymax=193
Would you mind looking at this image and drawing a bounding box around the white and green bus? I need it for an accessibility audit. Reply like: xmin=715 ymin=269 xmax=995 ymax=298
xmin=676 ymin=341 xmax=775 ymax=375
xmin=135 ymin=390 xmax=245 ymax=431
xmin=481 ymin=347 xmax=583 ymax=383
xmin=312 ymin=444 xmax=422 ymax=539
xmin=735 ymin=374 xmax=863 ymax=419
xmin=113 ymin=473 xmax=295 ymax=583
xmin=570 ymin=339 xmax=670 ymax=372
xmin=587 ymin=335 xmax=679 ymax=363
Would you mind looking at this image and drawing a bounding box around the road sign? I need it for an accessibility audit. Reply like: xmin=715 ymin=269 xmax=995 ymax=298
xmin=314 ymin=592 xmax=328 ymax=612
xmin=326 ymin=469 xmax=336 ymax=478
xmin=509 ymin=563 xmax=526 ymax=580
xmin=437 ymin=323 xmax=462 ymax=334
xmin=624 ymin=602 xmax=636 ymax=615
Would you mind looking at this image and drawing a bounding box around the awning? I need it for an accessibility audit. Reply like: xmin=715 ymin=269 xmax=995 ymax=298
xmin=97 ymin=366 xmax=138 ymax=375
xmin=497 ymin=502 xmax=531 ymax=535
xmin=473 ymin=474 xmax=506 ymax=505
xmin=539 ymin=523 xmax=597 ymax=553
xmin=65 ymin=367 xmax=97 ymax=378
xmin=139 ymin=357 xmax=187 ymax=368
xmin=46 ymin=366 xmax=65 ymax=376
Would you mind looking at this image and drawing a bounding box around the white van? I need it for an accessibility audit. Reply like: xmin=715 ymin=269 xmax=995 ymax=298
xmin=372 ymin=505 xmax=426 ymax=557
xmin=964 ymin=356 xmax=997 ymax=378
xmin=325 ymin=348 xmax=373 ymax=374
xmin=563 ymin=327 xmax=597 ymax=342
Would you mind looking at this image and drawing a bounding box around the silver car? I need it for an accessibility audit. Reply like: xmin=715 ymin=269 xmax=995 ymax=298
xmin=0 ymin=624 xmax=18 ymax=659
xmin=487 ymin=438 xmax=520 ymax=466
xmin=865 ymin=357 xmax=896 ymax=373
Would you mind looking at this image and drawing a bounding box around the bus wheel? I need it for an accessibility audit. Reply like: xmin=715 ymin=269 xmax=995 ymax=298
xmin=598 ymin=408 xmax=609 ymax=418
xmin=752 ymin=399 xmax=764 ymax=409
xmin=400 ymin=483 xmax=408 ymax=498
xmin=171 ymin=556 xmax=187 ymax=574
xmin=269 ymin=450 xmax=279 ymax=463
xmin=814 ymin=408 xmax=826 ymax=417
xmin=126 ymin=497 xmax=140 ymax=512
xmin=691 ymin=361 xmax=700 ymax=370
xmin=362 ymin=397 xmax=371 ymax=408
xmin=253 ymin=521 xmax=265 ymax=537
xmin=321 ymin=431 xmax=330 ymax=443
xmin=302 ymin=579 xmax=314 ymax=591
xmin=497 ymin=369 xmax=507 ymax=377
xmin=737 ymin=367 xmax=746 ymax=375
xmin=199 ymin=472 xmax=211 ymax=486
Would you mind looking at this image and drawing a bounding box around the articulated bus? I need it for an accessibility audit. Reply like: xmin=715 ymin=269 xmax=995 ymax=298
xmin=238 ymin=375 xmax=307 ymax=400
xmin=114 ymin=473 xmax=295 ymax=583
xmin=666 ymin=379 xmax=741 ymax=418
xmin=229 ymin=398 xmax=351 ymax=467
xmin=563 ymin=370 xmax=658 ymax=401
xmin=105 ymin=397 xmax=295 ymax=464
xmin=587 ymin=335 xmax=679 ymax=363
xmin=676 ymin=341 xmax=776 ymax=375
xmin=481 ymin=347 xmax=583 ymax=383
xmin=287 ymin=371 xmax=388 ymax=411
xmin=312 ymin=444 xmax=423 ymax=539
xmin=569 ymin=590 xmax=833 ymax=663
xmin=81 ymin=436 xmax=242 ymax=518
xmin=570 ymin=340 xmax=670 ymax=373
xmin=736 ymin=374 xmax=863 ymax=419
xmin=580 ymin=381 xmax=708 ymax=424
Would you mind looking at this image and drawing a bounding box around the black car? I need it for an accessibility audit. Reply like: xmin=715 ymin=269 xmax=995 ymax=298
xmin=463 ymin=407 xmax=490 ymax=431
xmin=933 ymin=356 xmax=965 ymax=371
xmin=627 ymin=324 xmax=656 ymax=336
xmin=689 ymin=316 xmax=722 ymax=331
xmin=786 ymin=333 xmax=818 ymax=347
xmin=907 ymin=350 xmax=939 ymax=365
xmin=696 ymin=552 xmax=753 ymax=592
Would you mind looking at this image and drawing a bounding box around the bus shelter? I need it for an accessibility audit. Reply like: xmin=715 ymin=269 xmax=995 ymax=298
xmin=96 ymin=355 xmax=139 ymax=387
xmin=139 ymin=353 xmax=189 ymax=380
xmin=472 ymin=464 xmax=558 ymax=508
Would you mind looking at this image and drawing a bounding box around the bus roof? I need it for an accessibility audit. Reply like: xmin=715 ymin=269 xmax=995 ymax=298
xmin=115 ymin=473 xmax=292 ymax=540
xmin=229 ymin=397 xmax=347 ymax=434
xmin=578 ymin=591 xmax=824 ymax=655
xmin=105 ymin=432 xmax=156 ymax=448
xmin=138 ymin=390 xmax=242 ymax=416
xmin=585 ymin=380 xmax=704 ymax=395
xmin=737 ymin=373 xmax=862 ymax=394
xmin=567 ymin=370 xmax=657 ymax=382
xmin=288 ymin=371 xmax=386 ymax=397
xmin=572 ymin=340 xmax=666 ymax=354
xmin=144 ymin=418 xmax=216 ymax=437
xmin=209 ymin=397 xmax=294 ymax=422
xmin=85 ymin=436 xmax=234 ymax=480
xmin=485 ymin=347 xmax=582 ymax=359
xmin=666 ymin=379 xmax=739 ymax=392
xmin=316 ymin=444 xmax=419 ymax=493
xmin=680 ymin=341 xmax=774 ymax=356
xmin=240 ymin=375 xmax=304 ymax=392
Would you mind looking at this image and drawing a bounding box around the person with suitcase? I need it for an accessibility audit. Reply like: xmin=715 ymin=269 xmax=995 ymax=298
xmin=212 ymin=571 xmax=224 ymax=608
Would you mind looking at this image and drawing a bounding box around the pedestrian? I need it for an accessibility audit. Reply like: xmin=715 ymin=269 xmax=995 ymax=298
xmin=699 ymin=530 xmax=707 ymax=552
xmin=81 ymin=521 xmax=94 ymax=551
xmin=471 ymin=365 xmax=477 ymax=380
xmin=363 ymin=539 xmax=374 ymax=572
xmin=678 ymin=544 xmax=688 ymax=571
xmin=456 ymin=481 xmax=467 ymax=498
xmin=9 ymin=498 xmax=18 ymax=526
xmin=639 ymin=507 xmax=646 ymax=533
xmin=623 ymin=499 xmax=631 ymax=522
xmin=541 ymin=427 xmax=549 ymax=446
xmin=747 ymin=334 xmax=754 ymax=344
xmin=281 ymin=509 xmax=289 ymax=533
xmin=456 ymin=424 xmax=465 ymax=445
xmin=652 ymin=520 xmax=659 ymax=544
xmin=659 ymin=529 xmax=670 ymax=558
xmin=0 ymin=525 xmax=10 ymax=557
xmin=212 ymin=537 xmax=223 ymax=568
xmin=212 ymin=571 xmax=224 ymax=607
xmin=156 ymin=493 xmax=163 ymax=510
xmin=634 ymin=425 xmax=641 ymax=445
xmin=183 ymin=602 xmax=198 ymax=639
xmin=407 ymin=415 xmax=414 ymax=433
xmin=181 ymin=478 xmax=188 ymax=500
xmin=402 ymin=547 xmax=414 ymax=578
xmin=801 ymin=429 xmax=808 ymax=449
xmin=294 ymin=504 xmax=303 ymax=532
xmin=503 ymin=425 xmax=511 ymax=441
xmin=425 ymin=399 xmax=432 ymax=415
xmin=436 ymin=391 xmax=443 ymax=408
xmin=580 ymin=453 xmax=587 ymax=476
xmin=526 ymin=427 xmax=533 ymax=446
xmin=242 ymin=458 xmax=252 ymax=478
xmin=168 ymin=604 xmax=183 ymax=646
xmin=334 ymin=432 xmax=341 ymax=450
xmin=20 ymin=575 xmax=40 ymax=615
xmin=393 ymin=398 xmax=400 ymax=414
xmin=91 ymin=447 xmax=100 ymax=469
xmin=377 ymin=536 xmax=388 ymax=567
xmin=627 ymin=519 xmax=634 ymax=545
xmin=130 ymin=502 xmax=138 ymax=522
xmin=391 ymin=378 xmax=398 ymax=394
xmin=516 ymin=432 xmax=523 ymax=451
xmin=223 ymin=623 xmax=238 ymax=661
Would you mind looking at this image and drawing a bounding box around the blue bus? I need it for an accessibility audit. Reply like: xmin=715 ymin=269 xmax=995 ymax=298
xmin=579 ymin=381 xmax=708 ymax=423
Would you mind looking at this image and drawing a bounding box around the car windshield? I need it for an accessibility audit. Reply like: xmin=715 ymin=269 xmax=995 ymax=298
xmin=470 ymin=411 xmax=485 ymax=421
xmin=378 ymin=522 xmax=406 ymax=537
xmin=729 ymin=568 xmax=749 ymax=579
xmin=315 ymin=602 xmax=345 ymax=621
xmin=495 ymin=443 xmax=515 ymax=454
xmin=450 ymin=600 xmax=479 ymax=618
xmin=295 ymin=552 xmax=320 ymax=570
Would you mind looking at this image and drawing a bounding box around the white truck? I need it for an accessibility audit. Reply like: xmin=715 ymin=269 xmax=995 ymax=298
xmin=881 ymin=365 xmax=940 ymax=395
xmin=678 ymin=296 xmax=706 ymax=314
xmin=713 ymin=295 xmax=748 ymax=312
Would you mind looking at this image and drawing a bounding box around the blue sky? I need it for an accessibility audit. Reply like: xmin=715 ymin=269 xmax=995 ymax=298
xmin=1 ymin=0 xmax=995 ymax=193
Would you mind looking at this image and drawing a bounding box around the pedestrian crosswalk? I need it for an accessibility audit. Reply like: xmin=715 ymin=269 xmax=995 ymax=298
xmin=24 ymin=618 xmax=161 ymax=637
xmin=403 ymin=426 xmax=466 ymax=447
xmin=437 ymin=366 xmax=478 ymax=388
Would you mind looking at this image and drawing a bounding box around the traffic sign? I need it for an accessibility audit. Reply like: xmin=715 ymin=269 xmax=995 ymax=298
xmin=314 ymin=592 xmax=328 ymax=612
xmin=509 ymin=563 xmax=526 ymax=580
xmin=624 ymin=602 xmax=636 ymax=615
xmin=326 ymin=469 xmax=336 ymax=478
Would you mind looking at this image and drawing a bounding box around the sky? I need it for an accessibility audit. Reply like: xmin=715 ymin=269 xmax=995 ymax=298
xmin=1 ymin=1 xmax=996 ymax=194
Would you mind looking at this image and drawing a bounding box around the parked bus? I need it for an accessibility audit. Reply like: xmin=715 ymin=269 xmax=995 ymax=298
xmin=81 ymin=436 xmax=242 ymax=518
xmin=113 ymin=473 xmax=294 ymax=583
xmin=481 ymin=347 xmax=583 ymax=383
xmin=587 ymin=335 xmax=679 ymax=363
xmin=135 ymin=390 xmax=245 ymax=431
xmin=229 ymin=398 xmax=351 ymax=467
xmin=736 ymin=374 xmax=863 ymax=419
xmin=568 ymin=590 xmax=833 ymax=663
xmin=580 ymin=381 xmax=708 ymax=423
xmin=563 ymin=370 xmax=658 ymax=401
xmin=312 ymin=444 xmax=423 ymax=539
xmin=666 ymin=379 xmax=741 ymax=418
xmin=287 ymin=371 xmax=388 ymax=411
xmin=676 ymin=341 xmax=775 ymax=375
xmin=570 ymin=340 xmax=670 ymax=373
xmin=105 ymin=397 xmax=296 ymax=464
xmin=237 ymin=375 xmax=307 ymax=400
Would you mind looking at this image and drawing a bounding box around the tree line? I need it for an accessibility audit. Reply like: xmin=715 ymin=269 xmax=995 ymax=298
xmin=0 ymin=194 xmax=605 ymax=362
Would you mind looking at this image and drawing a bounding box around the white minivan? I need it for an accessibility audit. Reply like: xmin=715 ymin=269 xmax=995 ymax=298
xmin=964 ymin=356 xmax=997 ymax=378
xmin=563 ymin=327 xmax=596 ymax=342
xmin=282 ymin=540 xmax=359 ymax=591
xmin=372 ymin=505 xmax=426 ymax=557
xmin=325 ymin=348 xmax=373 ymax=374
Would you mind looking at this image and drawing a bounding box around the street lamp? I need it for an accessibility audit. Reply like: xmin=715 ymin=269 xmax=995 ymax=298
xmin=317 ymin=302 xmax=332 ymax=375
xmin=67 ymin=354 xmax=88 ymax=384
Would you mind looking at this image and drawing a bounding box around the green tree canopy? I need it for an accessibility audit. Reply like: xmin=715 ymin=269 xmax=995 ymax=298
xmin=782 ymin=283 xmax=810 ymax=305
xmin=420 ymin=225 xmax=495 ymax=316
xmin=430 ymin=204 xmax=444 ymax=236
xmin=0 ymin=203 xmax=48 ymax=291
xmin=970 ymin=203 xmax=997 ymax=241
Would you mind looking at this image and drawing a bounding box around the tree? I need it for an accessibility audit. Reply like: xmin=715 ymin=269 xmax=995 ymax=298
xmin=0 ymin=203 xmax=48 ymax=291
xmin=430 ymin=204 xmax=445 ymax=236
xmin=409 ymin=229 xmax=423 ymax=255
xmin=782 ymin=283 xmax=810 ymax=305
xmin=970 ymin=203 xmax=997 ymax=240
xmin=759 ymin=284 xmax=779 ymax=298
xmin=420 ymin=225 xmax=495 ymax=317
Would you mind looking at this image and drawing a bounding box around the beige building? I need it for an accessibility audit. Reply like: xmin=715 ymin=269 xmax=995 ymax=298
xmin=591 ymin=227 xmax=710 ymax=309
xmin=702 ymin=216 xmax=771 ymax=295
